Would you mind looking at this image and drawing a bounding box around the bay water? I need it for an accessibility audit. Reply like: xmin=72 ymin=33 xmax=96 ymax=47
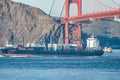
xmin=0 ymin=50 xmax=120 ymax=80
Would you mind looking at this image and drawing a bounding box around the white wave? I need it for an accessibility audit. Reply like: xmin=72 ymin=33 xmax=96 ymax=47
xmin=9 ymin=55 xmax=28 ymax=57
xmin=0 ymin=55 xmax=4 ymax=57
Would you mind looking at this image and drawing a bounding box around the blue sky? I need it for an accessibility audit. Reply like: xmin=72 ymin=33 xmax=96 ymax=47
xmin=12 ymin=0 xmax=120 ymax=17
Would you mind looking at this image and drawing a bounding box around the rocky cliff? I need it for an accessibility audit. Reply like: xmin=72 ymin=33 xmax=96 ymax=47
xmin=0 ymin=0 xmax=120 ymax=48
xmin=0 ymin=0 xmax=64 ymax=46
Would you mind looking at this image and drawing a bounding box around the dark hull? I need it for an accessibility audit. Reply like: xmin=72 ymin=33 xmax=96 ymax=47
xmin=0 ymin=47 xmax=104 ymax=56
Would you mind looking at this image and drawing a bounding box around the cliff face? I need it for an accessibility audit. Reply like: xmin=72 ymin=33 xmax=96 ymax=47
xmin=0 ymin=0 xmax=120 ymax=48
xmin=0 ymin=0 xmax=64 ymax=46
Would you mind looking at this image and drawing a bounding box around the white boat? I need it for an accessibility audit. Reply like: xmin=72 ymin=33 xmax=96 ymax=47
xmin=103 ymin=47 xmax=112 ymax=53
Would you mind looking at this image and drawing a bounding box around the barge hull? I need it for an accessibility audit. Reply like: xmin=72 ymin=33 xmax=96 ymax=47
xmin=1 ymin=48 xmax=104 ymax=56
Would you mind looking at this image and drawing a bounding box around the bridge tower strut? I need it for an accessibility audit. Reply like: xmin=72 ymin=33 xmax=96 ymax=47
xmin=65 ymin=0 xmax=82 ymax=44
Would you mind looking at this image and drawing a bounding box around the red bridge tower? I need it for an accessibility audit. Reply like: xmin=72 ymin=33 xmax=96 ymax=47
xmin=65 ymin=0 xmax=82 ymax=45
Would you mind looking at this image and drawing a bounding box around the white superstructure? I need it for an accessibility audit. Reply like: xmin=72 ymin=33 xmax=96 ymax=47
xmin=86 ymin=33 xmax=99 ymax=49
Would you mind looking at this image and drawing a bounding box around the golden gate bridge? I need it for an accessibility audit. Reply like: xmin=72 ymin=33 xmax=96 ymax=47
xmin=49 ymin=0 xmax=120 ymax=46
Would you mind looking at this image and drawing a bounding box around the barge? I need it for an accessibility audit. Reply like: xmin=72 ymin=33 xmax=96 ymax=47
xmin=0 ymin=34 xmax=104 ymax=57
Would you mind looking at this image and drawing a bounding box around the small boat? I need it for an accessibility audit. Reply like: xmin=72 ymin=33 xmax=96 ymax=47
xmin=103 ymin=47 xmax=112 ymax=53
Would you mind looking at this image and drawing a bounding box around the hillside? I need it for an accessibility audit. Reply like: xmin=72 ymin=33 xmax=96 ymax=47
xmin=0 ymin=0 xmax=120 ymax=48
xmin=82 ymin=20 xmax=120 ymax=47
xmin=0 ymin=0 xmax=64 ymax=46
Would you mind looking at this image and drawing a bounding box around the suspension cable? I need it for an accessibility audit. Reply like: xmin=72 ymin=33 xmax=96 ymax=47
xmin=96 ymin=0 xmax=114 ymax=9
xmin=111 ymin=0 xmax=120 ymax=7
xmin=49 ymin=0 xmax=55 ymax=16
xmin=59 ymin=1 xmax=65 ymax=17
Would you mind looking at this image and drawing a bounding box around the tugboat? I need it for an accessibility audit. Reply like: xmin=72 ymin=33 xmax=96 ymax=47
xmin=103 ymin=47 xmax=112 ymax=53
xmin=0 ymin=34 xmax=104 ymax=57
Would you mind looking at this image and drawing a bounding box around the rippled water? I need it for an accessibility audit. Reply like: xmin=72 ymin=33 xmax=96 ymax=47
xmin=0 ymin=50 xmax=120 ymax=80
